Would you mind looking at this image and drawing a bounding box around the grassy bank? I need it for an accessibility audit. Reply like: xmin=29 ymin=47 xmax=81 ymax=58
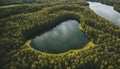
xmin=0 ymin=0 xmax=120 ymax=69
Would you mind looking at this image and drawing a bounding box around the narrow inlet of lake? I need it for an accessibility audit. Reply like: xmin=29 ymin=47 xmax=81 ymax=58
xmin=88 ymin=1 xmax=120 ymax=27
xmin=30 ymin=20 xmax=89 ymax=54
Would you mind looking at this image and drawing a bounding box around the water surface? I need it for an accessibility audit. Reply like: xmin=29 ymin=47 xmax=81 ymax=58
xmin=88 ymin=1 xmax=120 ymax=26
xmin=31 ymin=20 xmax=89 ymax=53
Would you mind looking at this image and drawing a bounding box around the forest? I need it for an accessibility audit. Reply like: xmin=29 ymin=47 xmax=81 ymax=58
xmin=0 ymin=0 xmax=120 ymax=12
xmin=0 ymin=0 xmax=120 ymax=69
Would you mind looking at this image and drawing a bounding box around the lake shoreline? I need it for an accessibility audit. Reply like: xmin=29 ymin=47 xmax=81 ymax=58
xmin=88 ymin=1 xmax=120 ymax=27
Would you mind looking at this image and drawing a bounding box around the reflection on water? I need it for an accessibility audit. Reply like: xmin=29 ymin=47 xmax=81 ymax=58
xmin=88 ymin=1 xmax=120 ymax=26
xmin=31 ymin=20 xmax=89 ymax=53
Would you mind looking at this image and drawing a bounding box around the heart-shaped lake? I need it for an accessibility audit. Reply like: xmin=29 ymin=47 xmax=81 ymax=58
xmin=30 ymin=20 xmax=90 ymax=53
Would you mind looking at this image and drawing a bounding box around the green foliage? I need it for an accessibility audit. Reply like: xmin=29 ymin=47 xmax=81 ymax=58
xmin=0 ymin=4 xmax=50 ymax=18
xmin=0 ymin=0 xmax=120 ymax=69
xmin=0 ymin=0 xmax=86 ymax=5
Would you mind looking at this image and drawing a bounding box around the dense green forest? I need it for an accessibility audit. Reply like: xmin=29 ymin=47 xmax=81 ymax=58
xmin=0 ymin=0 xmax=120 ymax=12
xmin=0 ymin=0 xmax=85 ymax=5
xmin=0 ymin=0 xmax=120 ymax=69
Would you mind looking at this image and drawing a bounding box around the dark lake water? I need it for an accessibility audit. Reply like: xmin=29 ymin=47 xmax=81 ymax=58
xmin=88 ymin=1 xmax=120 ymax=27
xmin=30 ymin=20 xmax=89 ymax=53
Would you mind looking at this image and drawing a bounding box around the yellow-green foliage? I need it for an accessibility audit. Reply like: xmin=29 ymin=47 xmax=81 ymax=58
xmin=0 ymin=0 xmax=86 ymax=6
xmin=0 ymin=5 xmax=18 ymax=8
xmin=0 ymin=1 xmax=120 ymax=69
